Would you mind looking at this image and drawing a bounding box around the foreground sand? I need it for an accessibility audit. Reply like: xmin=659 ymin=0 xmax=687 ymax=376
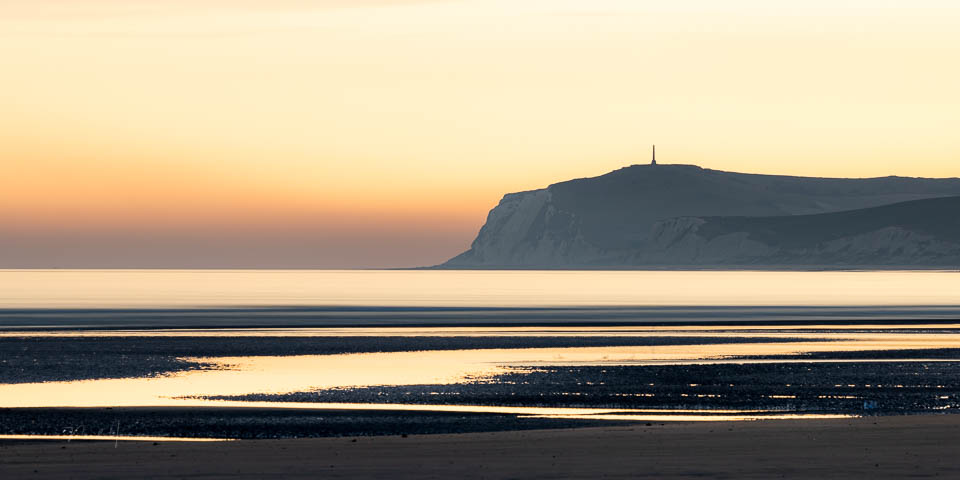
xmin=2 ymin=415 xmax=959 ymax=479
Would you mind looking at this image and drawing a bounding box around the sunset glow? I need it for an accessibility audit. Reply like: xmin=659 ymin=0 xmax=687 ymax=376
xmin=4 ymin=1 xmax=960 ymax=267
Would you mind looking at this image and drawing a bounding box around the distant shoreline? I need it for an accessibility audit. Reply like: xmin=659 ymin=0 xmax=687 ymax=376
xmin=418 ymin=264 xmax=960 ymax=271
xmin=0 ymin=266 xmax=957 ymax=271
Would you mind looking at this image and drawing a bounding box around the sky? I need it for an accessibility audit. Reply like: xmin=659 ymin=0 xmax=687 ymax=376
xmin=2 ymin=0 xmax=960 ymax=268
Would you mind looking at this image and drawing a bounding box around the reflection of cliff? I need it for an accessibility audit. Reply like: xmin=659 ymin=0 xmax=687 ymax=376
xmin=442 ymin=164 xmax=960 ymax=268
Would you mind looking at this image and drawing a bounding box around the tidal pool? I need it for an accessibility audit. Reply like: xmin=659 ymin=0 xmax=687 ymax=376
xmin=1 ymin=325 xmax=958 ymax=422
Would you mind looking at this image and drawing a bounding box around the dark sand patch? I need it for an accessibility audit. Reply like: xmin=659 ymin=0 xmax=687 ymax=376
xmin=0 ymin=335 xmax=825 ymax=383
xmin=204 ymin=362 xmax=960 ymax=414
xmin=740 ymin=347 xmax=960 ymax=359
xmin=0 ymin=407 xmax=609 ymax=439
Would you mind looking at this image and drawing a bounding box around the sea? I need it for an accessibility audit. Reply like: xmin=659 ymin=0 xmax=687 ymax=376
xmin=1 ymin=269 xmax=959 ymax=439
xmin=3 ymin=269 xmax=960 ymax=310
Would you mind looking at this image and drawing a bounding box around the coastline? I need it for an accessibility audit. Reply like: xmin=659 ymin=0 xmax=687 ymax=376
xmin=420 ymin=265 xmax=960 ymax=271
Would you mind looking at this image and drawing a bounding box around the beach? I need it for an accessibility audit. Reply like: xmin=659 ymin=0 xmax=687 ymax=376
xmin=2 ymin=270 xmax=960 ymax=477
xmin=4 ymin=415 xmax=958 ymax=479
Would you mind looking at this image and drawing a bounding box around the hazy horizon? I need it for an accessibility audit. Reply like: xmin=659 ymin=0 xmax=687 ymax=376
xmin=6 ymin=163 xmax=960 ymax=269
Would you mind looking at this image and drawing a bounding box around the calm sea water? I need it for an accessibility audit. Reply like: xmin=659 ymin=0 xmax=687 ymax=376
xmin=2 ymin=269 xmax=959 ymax=433
xmin=1 ymin=269 xmax=959 ymax=309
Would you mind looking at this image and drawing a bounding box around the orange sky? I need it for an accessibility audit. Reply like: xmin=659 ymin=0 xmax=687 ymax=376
xmin=2 ymin=1 xmax=960 ymax=267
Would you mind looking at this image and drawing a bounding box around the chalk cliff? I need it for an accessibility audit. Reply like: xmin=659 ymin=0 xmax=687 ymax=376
xmin=442 ymin=165 xmax=960 ymax=268
xmin=633 ymin=196 xmax=960 ymax=266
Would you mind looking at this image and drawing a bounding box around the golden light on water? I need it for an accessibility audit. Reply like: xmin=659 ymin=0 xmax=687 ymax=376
xmin=2 ymin=270 xmax=960 ymax=309
xmin=0 ymin=435 xmax=232 ymax=443
xmin=1 ymin=327 xmax=957 ymax=415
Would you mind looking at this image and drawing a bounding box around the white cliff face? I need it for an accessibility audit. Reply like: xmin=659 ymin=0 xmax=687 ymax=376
xmin=637 ymin=218 xmax=776 ymax=264
xmin=819 ymin=227 xmax=960 ymax=264
xmin=445 ymin=189 xmax=604 ymax=267
xmin=441 ymin=165 xmax=960 ymax=268
xmin=472 ymin=189 xmax=552 ymax=263
xmin=634 ymin=223 xmax=960 ymax=266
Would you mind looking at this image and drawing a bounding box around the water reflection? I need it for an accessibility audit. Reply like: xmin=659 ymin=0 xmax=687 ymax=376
xmin=3 ymin=269 xmax=960 ymax=309
xmin=0 ymin=435 xmax=231 ymax=442
xmin=520 ymin=413 xmax=854 ymax=421
xmin=2 ymin=327 xmax=959 ymax=415
xmin=3 ymin=270 xmax=957 ymax=438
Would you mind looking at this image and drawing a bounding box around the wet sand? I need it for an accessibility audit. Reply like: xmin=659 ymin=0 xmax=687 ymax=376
xmin=0 ymin=407 xmax=611 ymax=439
xmin=0 ymin=334 xmax=820 ymax=384
xmin=3 ymin=415 xmax=959 ymax=479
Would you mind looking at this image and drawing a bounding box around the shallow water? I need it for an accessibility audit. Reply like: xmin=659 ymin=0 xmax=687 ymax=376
xmin=2 ymin=269 xmax=959 ymax=309
xmin=2 ymin=269 xmax=958 ymax=437
xmin=1 ymin=326 xmax=958 ymax=417
xmin=0 ymin=434 xmax=232 ymax=442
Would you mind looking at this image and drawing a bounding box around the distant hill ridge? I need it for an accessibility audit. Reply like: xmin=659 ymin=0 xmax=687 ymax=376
xmin=441 ymin=164 xmax=960 ymax=268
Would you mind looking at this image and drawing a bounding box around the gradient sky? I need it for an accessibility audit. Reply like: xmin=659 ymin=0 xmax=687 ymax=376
xmin=3 ymin=1 xmax=960 ymax=268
